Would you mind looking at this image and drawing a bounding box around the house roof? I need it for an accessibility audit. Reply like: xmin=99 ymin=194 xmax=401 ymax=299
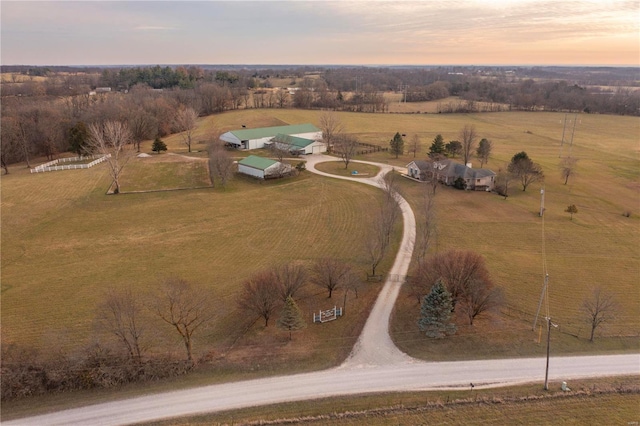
xmin=228 ymin=123 xmax=320 ymax=141
xmin=238 ymin=155 xmax=278 ymax=170
xmin=273 ymin=134 xmax=316 ymax=149
xmin=407 ymin=160 xmax=430 ymax=171
xmin=430 ymin=159 xmax=495 ymax=179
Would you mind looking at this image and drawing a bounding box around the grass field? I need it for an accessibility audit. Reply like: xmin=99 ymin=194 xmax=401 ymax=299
xmin=1 ymin=108 xmax=638 ymax=403
xmin=1 ymin=150 xmax=398 ymax=376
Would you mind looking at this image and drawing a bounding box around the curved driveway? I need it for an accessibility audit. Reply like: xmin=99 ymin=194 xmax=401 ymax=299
xmin=7 ymin=155 xmax=639 ymax=426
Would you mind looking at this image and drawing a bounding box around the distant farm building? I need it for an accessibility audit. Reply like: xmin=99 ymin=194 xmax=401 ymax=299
xmin=220 ymin=124 xmax=322 ymax=150
xmin=407 ymin=159 xmax=496 ymax=191
xmin=237 ymin=155 xmax=292 ymax=179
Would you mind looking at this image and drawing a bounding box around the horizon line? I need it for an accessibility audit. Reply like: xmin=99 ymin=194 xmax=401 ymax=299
xmin=2 ymin=63 xmax=637 ymax=69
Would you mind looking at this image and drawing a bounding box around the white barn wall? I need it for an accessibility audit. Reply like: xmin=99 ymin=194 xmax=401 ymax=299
xmin=238 ymin=164 xmax=265 ymax=179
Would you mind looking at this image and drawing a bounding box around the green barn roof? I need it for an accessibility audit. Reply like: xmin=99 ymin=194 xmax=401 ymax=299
xmin=238 ymin=155 xmax=278 ymax=170
xmin=273 ymin=134 xmax=315 ymax=148
xmin=230 ymin=123 xmax=319 ymax=141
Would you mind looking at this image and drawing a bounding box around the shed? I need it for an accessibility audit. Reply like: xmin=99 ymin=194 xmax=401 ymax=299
xmin=271 ymin=134 xmax=327 ymax=155
xmin=237 ymin=155 xmax=292 ymax=179
xmin=220 ymin=123 xmax=322 ymax=150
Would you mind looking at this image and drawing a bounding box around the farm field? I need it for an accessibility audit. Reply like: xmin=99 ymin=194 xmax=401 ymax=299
xmin=1 ymin=108 xmax=638 ymax=384
xmin=1 ymin=152 xmax=398 ymax=376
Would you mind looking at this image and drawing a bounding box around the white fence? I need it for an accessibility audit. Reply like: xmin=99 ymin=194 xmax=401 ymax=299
xmin=31 ymin=154 xmax=110 ymax=173
xmin=313 ymin=306 xmax=343 ymax=323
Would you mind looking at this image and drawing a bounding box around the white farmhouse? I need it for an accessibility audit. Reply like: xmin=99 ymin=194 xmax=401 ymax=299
xmin=220 ymin=123 xmax=322 ymax=150
xmin=237 ymin=155 xmax=292 ymax=179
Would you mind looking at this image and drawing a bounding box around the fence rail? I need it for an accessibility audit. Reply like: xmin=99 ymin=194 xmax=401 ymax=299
xmin=313 ymin=306 xmax=343 ymax=323
xmin=31 ymin=154 xmax=110 ymax=173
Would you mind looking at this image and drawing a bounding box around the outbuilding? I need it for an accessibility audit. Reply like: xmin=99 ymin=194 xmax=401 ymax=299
xmin=271 ymin=134 xmax=327 ymax=155
xmin=237 ymin=155 xmax=292 ymax=179
xmin=220 ymin=123 xmax=322 ymax=150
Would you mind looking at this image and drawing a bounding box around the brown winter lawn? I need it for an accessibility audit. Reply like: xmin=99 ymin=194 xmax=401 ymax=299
xmin=1 ymin=109 xmax=638 ymax=376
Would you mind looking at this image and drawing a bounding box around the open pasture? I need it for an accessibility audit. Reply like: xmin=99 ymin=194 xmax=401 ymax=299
xmin=2 ymin=108 xmax=638 ymax=366
xmin=1 ymin=155 xmax=392 ymax=368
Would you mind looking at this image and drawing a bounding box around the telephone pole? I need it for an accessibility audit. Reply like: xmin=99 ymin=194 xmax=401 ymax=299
xmin=544 ymin=317 xmax=558 ymax=391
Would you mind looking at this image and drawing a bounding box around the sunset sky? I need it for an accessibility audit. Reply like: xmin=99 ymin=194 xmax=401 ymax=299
xmin=1 ymin=0 xmax=638 ymax=66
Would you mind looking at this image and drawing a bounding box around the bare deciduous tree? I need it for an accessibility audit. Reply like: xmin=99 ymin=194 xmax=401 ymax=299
xmin=342 ymin=270 xmax=362 ymax=313
xmin=508 ymin=151 xmax=544 ymax=191
xmin=95 ymin=286 xmax=147 ymax=361
xmin=152 ymin=277 xmax=213 ymax=364
xmin=276 ymin=89 xmax=289 ymax=108
xmin=87 ymin=121 xmax=134 ymax=194
xmin=127 ymin=110 xmax=157 ymax=152
xmin=273 ymin=262 xmax=308 ymax=302
xmin=173 ymin=106 xmax=198 ymax=153
xmin=460 ymin=124 xmax=478 ymax=165
xmin=495 ymin=166 xmax=513 ymax=199
xmin=412 ymin=249 xmax=495 ymax=313
xmin=582 ymin=287 xmax=618 ymax=342
xmin=416 ymin=184 xmax=437 ymax=258
xmin=367 ymin=173 xmax=401 ymax=276
xmin=237 ymin=270 xmax=280 ymax=327
xmin=208 ymin=138 xmax=235 ymax=189
xmin=0 ymin=117 xmax=21 ymax=174
xmin=560 ymin=156 xmax=578 ymax=185
xmin=312 ymin=258 xmax=351 ymax=298
xmin=459 ymin=279 xmax=504 ymax=325
xmin=270 ymin=134 xmax=292 ymax=162
xmin=319 ymin=112 xmax=343 ymax=151
xmin=409 ymin=134 xmax=421 ymax=158
xmin=12 ymin=114 xmax=35 ymax=169
xmin=333 ymin=133 xmax=359 ymax=169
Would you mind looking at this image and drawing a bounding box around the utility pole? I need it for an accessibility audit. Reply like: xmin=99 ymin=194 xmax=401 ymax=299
xmin=544 ymin=317 xmax=558 ymax=391
xmin=539 ymin=187 xmax=545 ymax=217
xmin=559 ymin=114 xmax=567 ymax=158
xmin=398 ymin=84 xmax=408 ymax=103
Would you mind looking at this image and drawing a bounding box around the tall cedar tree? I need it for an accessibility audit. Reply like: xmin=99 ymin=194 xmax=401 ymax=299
xmin=277 ymin=296 xmax=306 ymax=340
xmin=390 ymin=132 xmax=404 ymax=158
xmin=68 ymin=121 xmax=89 ymax=156
xmin=418 ymin=280 xmax=456 ymax=338
xmin=429 ymin=134 xmax=446 ymax=157
xmin=476 ymin=138 xmax=492 ymax=168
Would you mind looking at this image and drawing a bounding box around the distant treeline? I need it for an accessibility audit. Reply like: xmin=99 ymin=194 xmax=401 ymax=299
xmin=1 ymin=65 xmax=638 ymax=169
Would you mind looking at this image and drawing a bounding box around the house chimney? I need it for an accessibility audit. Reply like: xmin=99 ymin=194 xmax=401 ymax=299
xmin=466 ymin=162 xmax=472 ymax=168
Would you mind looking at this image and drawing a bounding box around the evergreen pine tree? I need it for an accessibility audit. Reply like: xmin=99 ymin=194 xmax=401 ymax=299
xmin=429 ymin=134 xmax=445 ymax=156
xmin=152 ymin=137 xmax=168 ymax=153
xmin=277 ymin=296 xmax=306 ymax=340
xmin=390 ymin=132 xmax=405 ymax=158
xmin=418 ymin=279 xmax=456 ymax=338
